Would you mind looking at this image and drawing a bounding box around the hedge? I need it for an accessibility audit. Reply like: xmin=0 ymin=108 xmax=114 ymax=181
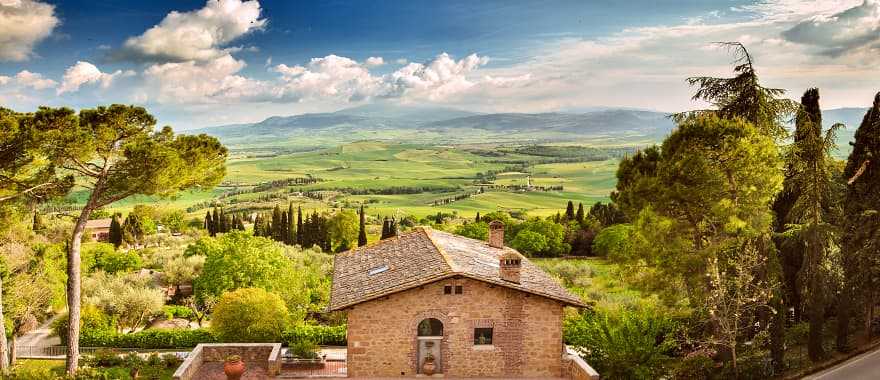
xmin=80 ymin=328 xmax=217 ymax=349
xmin=282 ymin=324 xmax=346 ymax=347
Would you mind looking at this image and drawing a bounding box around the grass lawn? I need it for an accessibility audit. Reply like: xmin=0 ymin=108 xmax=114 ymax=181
xmin=532 ymin=257 xmax=653 ymax=310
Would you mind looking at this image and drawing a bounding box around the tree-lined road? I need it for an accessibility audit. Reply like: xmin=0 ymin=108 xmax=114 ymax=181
xmin=803 ymin=347 xmax=880 ymax=380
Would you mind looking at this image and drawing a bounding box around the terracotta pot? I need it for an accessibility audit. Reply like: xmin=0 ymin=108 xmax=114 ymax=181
xmin=224 ymin=359 xmax=246 ymax=380
xmin=422 ymin=359 xmax=436 ymax=376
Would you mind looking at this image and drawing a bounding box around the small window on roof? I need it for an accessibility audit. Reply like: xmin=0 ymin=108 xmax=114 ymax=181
xmin=368 ymin=265 xmax=389 ymax=276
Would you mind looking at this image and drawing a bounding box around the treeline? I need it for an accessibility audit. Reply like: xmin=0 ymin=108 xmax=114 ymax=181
xmin=204 ymin=207 xmax=246 ymax=237
xmin=306 ymin=186 xmax=458 ymax=195
xmin=252 ymin=204 xmax=331 ymax=252
xmin=512 ymin=145 xmax=635 ymax=159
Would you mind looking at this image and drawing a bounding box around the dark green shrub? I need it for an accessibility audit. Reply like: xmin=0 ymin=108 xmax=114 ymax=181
xmin=160 ymin=305 xmax=194 ymax=321
xmin=86 ymin=348 xmax=124 ymax=367
xmin=290 ymin=340 xmax=319 ymax=359
xmin=282 ymin=324 xmax=347 ymax=347
xmin=79 ymin=327 xmax=216 ymax=349
xmin=161 ymin=353 xmax=184 ymax=368
xmin=564 ymin=307 xmax=677 ymax=380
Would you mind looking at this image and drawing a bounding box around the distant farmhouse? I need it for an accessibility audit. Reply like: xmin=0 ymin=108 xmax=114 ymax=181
xmin=330 ymin=221 xmax=595 ymax=378
xmin=84 ymin=218 xmax=112 ymax=242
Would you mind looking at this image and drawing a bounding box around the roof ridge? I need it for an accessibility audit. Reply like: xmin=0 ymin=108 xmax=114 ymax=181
xmin=421 ymin=227 xmax=458 ymax=273
xmin=335 ymin=228 xmax=419 ymax=257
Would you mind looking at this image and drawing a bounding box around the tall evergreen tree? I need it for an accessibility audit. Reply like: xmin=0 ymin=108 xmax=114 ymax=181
xmin=212 ymin=207 xmax=220 ymax=235
xmin=565 ymin=201 xmax=575 ymax=220
xmin=575 ymin=203 xmax=585 ymax=223
xmin=358 ymin=206 xmax=368 ymax=247
xmin=296 ymin=206 xmax=304 ymax=245
xmin=280 ymin=210 xmax=289 ymax=244
xmin=475 ymin=212 xmax=481 ymax=223
xmin=287 ymin=203 xmax=295 ymax=245
xmin=675 ymin=42 xmax=798 ymax=140
xmin=783 ymin=89 xmax=842 ymax=361
xmin=205 ymin=210 xmax=213 ymax=236
xmin=837 ymin=92 xmax=880 ymax=350
xmin=271 ymin=204 xmax=282 ymax=242
xmin=253 ymin=214 xmax=263 ymax=236
xmin=108 ymin=215 xmax=123 ymax=248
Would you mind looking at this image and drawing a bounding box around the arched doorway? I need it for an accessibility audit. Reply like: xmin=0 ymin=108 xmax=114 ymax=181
xmin=417 ymin=318 xmax=443 ymax=374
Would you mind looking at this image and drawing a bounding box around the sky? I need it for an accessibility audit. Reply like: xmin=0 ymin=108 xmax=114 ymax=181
xmin=1 ymin=0 xmax=879 ymax=129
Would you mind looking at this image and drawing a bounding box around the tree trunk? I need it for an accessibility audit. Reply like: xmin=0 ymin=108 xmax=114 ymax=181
xmin=8 ymin=335 xmax=14 ymax=367
xmin=66 ymin=209 xmax=91 ymax=375
xmin=0 ymin=275 xmax=8 ymax=374
xmin=836 ymin=290 xmax=851 ymax=352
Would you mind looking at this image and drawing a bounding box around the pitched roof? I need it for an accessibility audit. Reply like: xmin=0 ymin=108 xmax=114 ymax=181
xmin=329 ymin=227 xmax=585 ymax=311
xmin=84 ymin=218 xmax=112 ymax=229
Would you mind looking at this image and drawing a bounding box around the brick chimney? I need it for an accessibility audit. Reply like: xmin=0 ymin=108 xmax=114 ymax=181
xmin=488 ymin=220 xmax=504 ymax=248
xmin=499 ymin=251 xmax=522 ymax=284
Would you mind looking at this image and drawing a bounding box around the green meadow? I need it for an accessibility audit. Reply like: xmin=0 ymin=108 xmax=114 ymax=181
xmin=57 ymin=141 xmax=626 ymax=219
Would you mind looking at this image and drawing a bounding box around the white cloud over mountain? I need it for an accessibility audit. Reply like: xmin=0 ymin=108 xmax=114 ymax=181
xmin=0 ymin=0 xmax=58 ymax=61
xmin=119 ymin=0 xmax=266 ymax=62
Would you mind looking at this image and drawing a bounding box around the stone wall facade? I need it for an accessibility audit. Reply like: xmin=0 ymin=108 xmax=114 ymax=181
xmin=346 ymin=278 xmax=566 ymax=377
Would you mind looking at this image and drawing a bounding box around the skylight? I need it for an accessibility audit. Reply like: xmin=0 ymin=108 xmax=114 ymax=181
xmin=368 ymin=265 xmax=390 ymax=276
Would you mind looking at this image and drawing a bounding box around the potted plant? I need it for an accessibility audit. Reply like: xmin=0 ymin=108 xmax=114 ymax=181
xmin=223 ymin=355 xmax=246 ymax=380
xmin=422 ymin=352 xmax=436 ymax=376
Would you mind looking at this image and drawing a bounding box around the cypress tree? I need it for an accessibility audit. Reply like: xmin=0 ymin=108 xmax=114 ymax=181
xmin=212 ymin=207 xmax=220 ymax=235
xmin=272 ymin=204 xmax=282 ymax=242
xmin=475 ymin=212 xmax=481 ymax=223
xmin=296 ymin=207 xmax=304 ymax=245
xmin=108 ymin=215 xmax=123 ymax=248
xmin=254 ymin=214 xmax=263 ymax=236
xmin=783 ymin=88 xmax=841 ymax=361
xmin=838 ymin=92 xmax=880 ymax=350
xmin=358 ymin=206 xmax=368 ymax=247
xmin=205 ymin=211 xmax=214 ymax=236
xmin=280 ymin=211 xmax=289 ymax=244
xmin=576 ymin=203 xmax=585 ymax=223
xmin=565 ymin=201 xmax=575 ymax=220
xmin=380 ymin=217 xmax=390 ymax=240
xmin=287 ymin=203 xmax=295 ymax=245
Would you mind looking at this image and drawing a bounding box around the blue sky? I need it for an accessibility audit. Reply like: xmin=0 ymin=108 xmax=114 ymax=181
xmin=2 ymin=0 xmax=879 ymax=129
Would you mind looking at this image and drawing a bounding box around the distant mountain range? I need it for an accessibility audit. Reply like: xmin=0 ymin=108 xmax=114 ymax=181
xmin=194 ymin=103 xmax=870 ymax=154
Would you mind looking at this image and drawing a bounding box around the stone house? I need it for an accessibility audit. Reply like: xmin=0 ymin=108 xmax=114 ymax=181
xmin=84 ymin=218 xmax=112 ymax=242
xmin=329 ymin=222 xmax=587 ymax=378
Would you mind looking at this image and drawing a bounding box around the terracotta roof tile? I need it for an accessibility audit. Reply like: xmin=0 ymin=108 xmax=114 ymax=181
xmin=329 ymin=227 xmax=584 ymax=311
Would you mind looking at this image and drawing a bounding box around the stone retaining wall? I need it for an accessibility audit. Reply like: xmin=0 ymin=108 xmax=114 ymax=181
xmin=172 ymin=343 xmax=282 ymax=380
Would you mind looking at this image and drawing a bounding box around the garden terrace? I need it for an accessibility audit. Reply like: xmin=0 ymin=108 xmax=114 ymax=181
xmin=172 ymin=343 xmax=282 ymax=380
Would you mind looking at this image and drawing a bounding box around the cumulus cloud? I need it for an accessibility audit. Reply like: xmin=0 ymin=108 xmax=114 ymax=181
xmin=0 ymin=70 xmax=56 ymax=89
xmin=15 ymin=70 xmax=56 ymax=89
xmin=272 ymin=55 xmax=384 ymax=102
xmin=782 ymin=0 xmax=880 ymax=57
xmin=386 ymin=53 xmax=489 ymax=100
xmin=118 ymin=0 xmax=266 ymax=62
xmin=0 ymin=0 xmax=59 ymax=61
xmin=57 ymin=61 xmax=131 ymax=95
xmin=143 ymin=54 xmax=267 ymax=103
xmin=364 ymin=56 xmax=385 ymax=67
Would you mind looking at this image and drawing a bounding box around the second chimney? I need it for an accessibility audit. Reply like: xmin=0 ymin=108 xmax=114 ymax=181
xmin=488 ymin=220 xmax=504 ymax=248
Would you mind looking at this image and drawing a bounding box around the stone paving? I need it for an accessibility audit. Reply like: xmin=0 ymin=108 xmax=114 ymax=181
xmin=189 ymin=362 xmax=269 ymax=379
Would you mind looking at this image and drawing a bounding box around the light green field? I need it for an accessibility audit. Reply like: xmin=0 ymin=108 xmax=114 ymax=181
xmin=56 ymin=141 xmax=625 ymax=219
